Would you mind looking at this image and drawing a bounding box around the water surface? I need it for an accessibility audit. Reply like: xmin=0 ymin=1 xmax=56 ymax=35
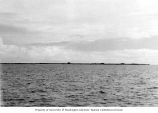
xmin=1 ymin=64 xmax=158 ymax=107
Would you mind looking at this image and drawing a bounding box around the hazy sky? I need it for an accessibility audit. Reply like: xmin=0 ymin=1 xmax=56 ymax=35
xmin=0 ymin=0 xmax=158 ymax=64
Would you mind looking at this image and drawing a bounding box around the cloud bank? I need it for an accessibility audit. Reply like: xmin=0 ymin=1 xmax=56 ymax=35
xmin=1 ymin=37 xmax=158 ymax=64
xmin=0 ymin=0 xmax=158 ymax=64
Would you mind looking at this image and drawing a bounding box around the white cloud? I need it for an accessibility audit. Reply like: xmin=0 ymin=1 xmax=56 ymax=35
xmin=122 ymin=28 xmax=151 ymax=39
xmin=1 ymin=0 xmax=158 ymax=64
xmin=88 ymin=49 xmax=158 ymax=64
xmin=1 ymin=36 xmax=158 ymax=64
xmin=1 ymin=0 xmax=158 ymax=43
xmin=0 ymin=37 xmax=3 ymax=46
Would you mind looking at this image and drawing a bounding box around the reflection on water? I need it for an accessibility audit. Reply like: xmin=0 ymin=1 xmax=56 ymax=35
xmin=1 ymin=64 xmax=158 ymax=107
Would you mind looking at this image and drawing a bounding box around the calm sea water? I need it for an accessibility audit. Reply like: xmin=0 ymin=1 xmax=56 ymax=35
xmin=1 ymin=64 xmax=158 ymax=107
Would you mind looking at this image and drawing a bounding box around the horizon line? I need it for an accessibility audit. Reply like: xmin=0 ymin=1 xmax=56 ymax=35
xmin=0 ymin=63 xmax=150 ymax=65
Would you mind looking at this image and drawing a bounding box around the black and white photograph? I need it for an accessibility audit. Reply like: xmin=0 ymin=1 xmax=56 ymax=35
xmin=0 ymin=0 xmax=158 ymax=110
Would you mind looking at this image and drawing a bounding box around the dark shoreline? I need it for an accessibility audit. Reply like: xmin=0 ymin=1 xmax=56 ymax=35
xmin=0 ymin=63 xmax=150 ymax=65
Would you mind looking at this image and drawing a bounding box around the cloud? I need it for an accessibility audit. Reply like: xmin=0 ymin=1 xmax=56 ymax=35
xmin=69 ymin=37 xmax=158 ymax=51
xmin=1 ymin=0 xmax=158 ymax=46
xmin=0 ymin=37 xmax=3 ymax=45
xmin=29 ymin=37 xmax=158 ymax=52
xmin=1 ymin=36 xmax=158 ymax=64
xmin=1 ymin=0 xmax=158 ymax=44
xmin=0 ymin=37 xmax=72 ymax=63
xmin=0 ymin=23 xmax=33 ymax=34
xmin=1 ymin=0 xmax=158 ymax=64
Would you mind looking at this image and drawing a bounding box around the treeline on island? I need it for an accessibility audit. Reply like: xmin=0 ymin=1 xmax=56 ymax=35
xmin=1 ymin=62 xmax=150 ymax=65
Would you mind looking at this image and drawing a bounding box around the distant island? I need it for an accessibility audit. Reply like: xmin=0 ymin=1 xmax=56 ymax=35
xmin=65 ymin=62 xmax=150 ymax=65
xmin=1 ymin=62 xmax=150 ymax=65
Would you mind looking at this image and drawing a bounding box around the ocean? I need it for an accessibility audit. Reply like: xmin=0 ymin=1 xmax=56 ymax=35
xmin=1 ymin=64 xmax=158 ymax=107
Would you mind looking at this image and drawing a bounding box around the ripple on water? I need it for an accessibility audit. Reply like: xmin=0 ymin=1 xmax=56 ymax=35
xmin=1 ymin=64 xmax=158 ymax=106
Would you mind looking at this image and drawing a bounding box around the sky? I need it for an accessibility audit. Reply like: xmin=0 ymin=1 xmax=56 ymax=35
xmin=0 ymin=0 xmax=158 ymax=64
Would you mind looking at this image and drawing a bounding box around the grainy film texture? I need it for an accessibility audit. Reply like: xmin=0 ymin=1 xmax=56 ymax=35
xmin=1 ymin=0 xmax=158 ymax=107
